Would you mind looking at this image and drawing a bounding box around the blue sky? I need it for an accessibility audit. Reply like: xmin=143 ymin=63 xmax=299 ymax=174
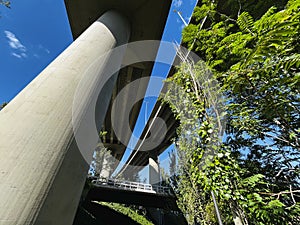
xmin=0 ymin=0 xmax=196 ymax=103
xmin=116 ymin=0 xmax=197 ymax=177
xmin=0 ymin=0 xmax=197 ymax=179
xmin=0 ymin=0 xmax=72 ymax=103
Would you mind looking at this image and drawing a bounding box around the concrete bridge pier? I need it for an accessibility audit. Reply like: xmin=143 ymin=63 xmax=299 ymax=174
xmin=0 ymin=11 xmax=129 ymax=225
xmin=149 ymin=151 xmax=160 ymax=185
xmin=148 ymin=151 xmax=165 ymax=224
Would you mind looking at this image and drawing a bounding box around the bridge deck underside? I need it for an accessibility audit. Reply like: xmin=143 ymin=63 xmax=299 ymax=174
xmin=64 ymin=0 xmax=173 ymax=172
xmin=99 ymin=65 xmax=151 ymax=169
xmin=120 ymin=100 xmax=179 ymax=177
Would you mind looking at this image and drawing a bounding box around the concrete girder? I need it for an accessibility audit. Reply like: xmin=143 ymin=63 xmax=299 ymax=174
xmin=120 ymin=99 xmax=179 ymax=178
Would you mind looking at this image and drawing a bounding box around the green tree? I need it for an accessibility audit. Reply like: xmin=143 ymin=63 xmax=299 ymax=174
xmin=0 ymin=0 xmax=10 ymax=8
xmin=169 ymin=149 xmax=177 ymax=176
xmin=165 ymin=0 xmax=300 ymax=224
xmin=90 ymin=131 xmax=116 ymax=177
xmin=0 ymin=102 xmax=8 ymax=110
xmin=163 ymin=55 xmax=246 ymax=224
xmin=91 ymin=145 xmax=113 ymax=177
xmin=220 ymin=1 xmax=300 ymax=223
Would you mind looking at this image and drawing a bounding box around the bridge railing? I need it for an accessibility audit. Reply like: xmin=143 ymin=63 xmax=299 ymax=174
xmin=90 ymin=177 xmax=173 ymax=196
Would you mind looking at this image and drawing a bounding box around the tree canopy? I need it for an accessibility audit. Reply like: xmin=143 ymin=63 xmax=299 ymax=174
xmin=0 ymin=0 xmax=10 ymax=8
xmin=164 ymin=0 xmax=300 ymax=224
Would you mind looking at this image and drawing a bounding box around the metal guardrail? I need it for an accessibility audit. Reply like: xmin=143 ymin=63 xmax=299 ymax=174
xmin=90 ymin=177 xmax=173 ymax=196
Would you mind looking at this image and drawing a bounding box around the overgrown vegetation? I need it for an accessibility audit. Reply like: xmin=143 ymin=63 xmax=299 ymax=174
xmin=0 ymin=0 xmax=10 ymax=8
xmin=96 ymin=202 xmax=154 ymax=225
xmin=0 ymin=102 xmax=7 ymax=110
xmin=163 ymin=0 xmax=300 ymax=224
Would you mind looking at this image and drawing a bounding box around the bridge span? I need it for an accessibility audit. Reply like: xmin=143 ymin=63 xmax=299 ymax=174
xmin=85 ymin=177 xmax=177 ymax=210
xmin=72 ymin=176 xmax=188 ymax=225
xmin=0 ymin=0 xmax=173 ymax=224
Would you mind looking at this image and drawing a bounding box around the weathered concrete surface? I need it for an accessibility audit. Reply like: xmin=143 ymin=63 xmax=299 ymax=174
xmin=0 ymin=11 xmax=129 ymax=225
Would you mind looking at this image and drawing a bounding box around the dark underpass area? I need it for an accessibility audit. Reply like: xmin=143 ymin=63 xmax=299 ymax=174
xmin=72 ymin=179 xmax=188 ymax=225
xmin=73 ymin=202 xmax=141 ymax=225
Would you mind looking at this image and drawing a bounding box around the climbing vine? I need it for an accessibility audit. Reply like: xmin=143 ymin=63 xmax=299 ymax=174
xmin=164 ymin=0 xmax=300 ymax=224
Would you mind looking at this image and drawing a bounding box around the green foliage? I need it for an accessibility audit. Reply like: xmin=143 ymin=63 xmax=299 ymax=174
xmin=163 ymin=57 xmax=239 ymax=224
xmin=0 ymin=102 xmax=8 ymax=110
xmin=90 ymin=131 xmax=127 ymax=178
xmin=97 ymin=202 xmax=154 ymax=225
xmin=222 ymin=1 xmax=300 ymax=197
xmin=166 ymin=0 xmax=300 ymax=224
xmin=90 ymin=131 xmax=115 ymax=177
xmin=0 ymin=0 xmax=10 ymax=8
xmin=237 ymin=12 xmax=254 ymax=34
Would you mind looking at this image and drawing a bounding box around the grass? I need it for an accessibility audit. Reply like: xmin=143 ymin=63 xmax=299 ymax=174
xmin=95 ymin=201 xmax=154 ymax=225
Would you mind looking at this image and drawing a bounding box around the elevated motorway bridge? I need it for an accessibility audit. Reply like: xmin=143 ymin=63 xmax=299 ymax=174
xmin=77 ymin=176 xmax=187 ymax=225
xmin=0 ymin=0 xmax=177 ymax=224
xmin=86 ymin=177 xmax=177 ymax=210
xmin=116 ymin=99 xmax=179 ymax=182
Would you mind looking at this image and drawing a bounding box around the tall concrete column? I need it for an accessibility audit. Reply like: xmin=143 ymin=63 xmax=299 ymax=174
xmin=149 ymin=151 xmax=160 ymax=185
xmin=0 ymin=11 xmax=130 ymax=225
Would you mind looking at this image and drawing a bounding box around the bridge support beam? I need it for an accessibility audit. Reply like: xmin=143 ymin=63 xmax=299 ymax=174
xmin=0 ymin=11 xmax=129 ymax=225
xmin=149 ymin=151 xmax=160 ymax=185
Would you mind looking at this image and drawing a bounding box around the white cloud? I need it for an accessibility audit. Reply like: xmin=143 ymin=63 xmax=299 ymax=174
xmin=4 ymin=30 xmax=27 ymax=58
xmin=4 ymin=31 xmax=26 ymax=52
xmin=21 ymin=53 xmax=27 ymax=58
xmin=174 ymin=0 xmax=183 ymax=8
xmin=38 ymin=44 xmax=50 ymax=54
xmin=11 ymin=53 xmax=22 ymax=58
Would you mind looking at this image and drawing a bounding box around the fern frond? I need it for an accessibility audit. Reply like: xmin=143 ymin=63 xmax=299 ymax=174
xmin=254 ymin=6 xmax=277 ymax=34
xmin=275 ymin=54 xmax=300 ymax=72
xmin=237 ymin=12 xmax=254 ymax=35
